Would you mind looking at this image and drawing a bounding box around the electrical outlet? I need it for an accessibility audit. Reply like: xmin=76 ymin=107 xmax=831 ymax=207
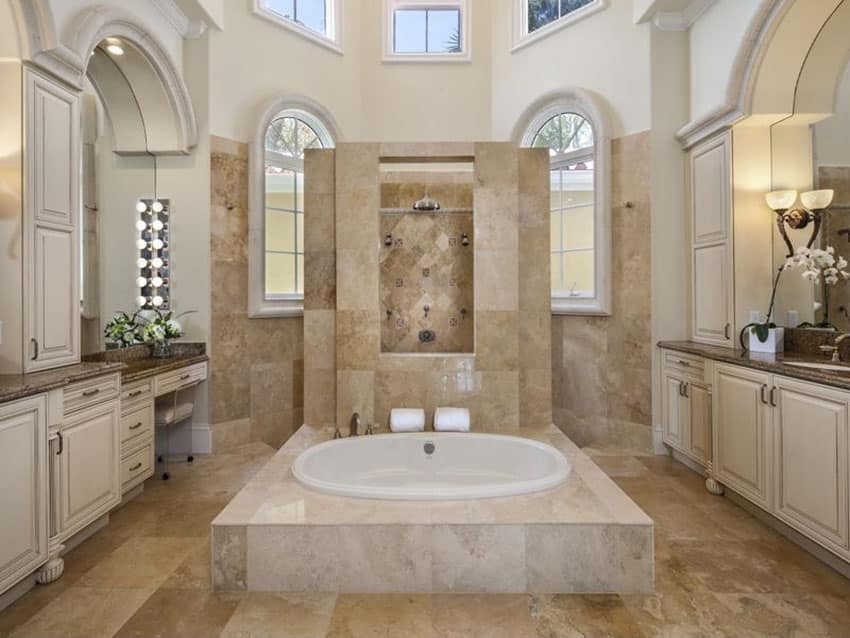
xmin=749 ymin=310 xmax=762 ymax=324
xmin=786 ymin=310 xmax=799 ymax=327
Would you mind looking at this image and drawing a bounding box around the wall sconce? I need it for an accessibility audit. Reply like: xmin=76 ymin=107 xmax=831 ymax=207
xmin=766 ymin=189 xmax=834 ymax=257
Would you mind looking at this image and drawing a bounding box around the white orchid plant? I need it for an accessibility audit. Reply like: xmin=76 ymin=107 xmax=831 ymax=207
xmin=783 ymin=246 xmax=850 ymax=329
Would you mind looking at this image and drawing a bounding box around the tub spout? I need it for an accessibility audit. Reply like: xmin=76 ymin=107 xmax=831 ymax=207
xmin=349 ymin=412 xmax=361 ymax=437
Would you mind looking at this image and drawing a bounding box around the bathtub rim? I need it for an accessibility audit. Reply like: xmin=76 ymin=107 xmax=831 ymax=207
xmin=291 ymin=431 xmax=571 ymax=501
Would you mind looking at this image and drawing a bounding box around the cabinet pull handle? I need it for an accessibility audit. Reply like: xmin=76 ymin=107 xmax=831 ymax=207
xmin=129 ymin=462 xmax=143 ymax=472
xmin=677 ymin=359 xmax=691 ymax=367
xmin=724 ymin=323 xmax=731 ymax=340
xmin=128 ymin=390 xmax=144 ymax=398
xmin=31 ymin=338 xmax=39 ymax=360
xmin=56 ymin=432 xmax=63 ymax=455
xmin=760 ymin=384 xmax=768 ymax=404
xmin=770 ymin=386 xmax=777 ymax=407
xmin=683 ymin=383 xmax=689 ymax=398
xmin=129 ymin=421 xmax=143 ymax=430
xmin=82 ymin=388 xmax=100 ymax=397
xmin=678 ymin=381 xmax=684 ymax=397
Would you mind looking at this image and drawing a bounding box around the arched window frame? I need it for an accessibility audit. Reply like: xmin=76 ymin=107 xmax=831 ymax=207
xmin=515 ymin=89 xmax=612 ymax=316
xmin=249 ymin=96 xmax=339 ymax=317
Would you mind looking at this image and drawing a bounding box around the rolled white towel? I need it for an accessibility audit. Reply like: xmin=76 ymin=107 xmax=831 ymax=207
xmin=434 ymin=407 xmax=470 ymax=432
xmin=390 ymin=408 xmax=426 ymax=432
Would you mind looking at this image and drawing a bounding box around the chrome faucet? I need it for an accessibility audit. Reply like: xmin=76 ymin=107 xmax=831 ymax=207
xmin=830 ymin=334 xmax=850 ymax=362
xmin=349 ymin=412 xmax=361 ymax=437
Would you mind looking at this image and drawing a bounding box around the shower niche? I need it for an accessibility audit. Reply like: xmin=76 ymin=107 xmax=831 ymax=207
xmin=379 ymin=161 xmax=474 ymax=354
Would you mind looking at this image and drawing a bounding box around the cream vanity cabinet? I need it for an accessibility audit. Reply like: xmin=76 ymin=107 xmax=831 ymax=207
xmin=119 ymin=379 xmax=155 ymax=494
xmin=23 ymin=68 xmax=81 ymax=372
xmin=661 ymin=350 xmax=712 ymax=467
xmin=689 ymin=134 xmax=733 ymax=346
xmin=51 ymin=374 xmax=121 ymax=541
xmin=713 ymin=363 xmax=850 ymax=560
xmin=0 ymin=395 xmax=48 ymax=594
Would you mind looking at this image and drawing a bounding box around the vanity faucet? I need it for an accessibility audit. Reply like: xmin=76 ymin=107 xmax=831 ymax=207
xmin=832 ymin=334 xmax=850 ymax=361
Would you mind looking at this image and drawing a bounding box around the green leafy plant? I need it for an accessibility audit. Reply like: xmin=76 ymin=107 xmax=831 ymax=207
xmin=739 ymin=267 xmax=782 ymax=349
xmin=104 ymin=311 xmax=142 ymax=347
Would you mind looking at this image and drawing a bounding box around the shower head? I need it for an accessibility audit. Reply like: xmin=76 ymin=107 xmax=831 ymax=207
xmin=413 ymin=187 xmax=440 ymax=211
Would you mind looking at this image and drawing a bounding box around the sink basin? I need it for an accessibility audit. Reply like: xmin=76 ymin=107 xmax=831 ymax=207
xmin=784 ymin=361 xmax=850 ymax=372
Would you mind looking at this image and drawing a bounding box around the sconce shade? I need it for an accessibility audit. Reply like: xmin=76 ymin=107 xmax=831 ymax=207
xmin=766 ymin=190 xmax=798 ymax=211
xmin=801 ymin=189 xmax=834 ymax=211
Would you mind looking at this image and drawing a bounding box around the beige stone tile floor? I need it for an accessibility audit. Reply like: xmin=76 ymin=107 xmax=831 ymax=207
xmin=2 ymin=441 xmax=850 ymax=637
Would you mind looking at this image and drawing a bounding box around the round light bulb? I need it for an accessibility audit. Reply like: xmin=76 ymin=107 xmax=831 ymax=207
xmin=105 ymin=44 xmax=124 ymax=56
xmin=135 ymin=220 xmax=147 ymax=231
xmin=135 ymin=201 xmax=147 ymax=213
xmin=135 ymin=296 xmax=147 ymax=307
xmin=152 ymin=239 xmax=164 ymax=250
xmin=152 ymin=219 xmax=164 ymax=231
xmin=152 ymin=295 xmax=164 ymax=307
xmin=151 ymin=257 xmax=164 ymax=268
xmin=135 ymin=239 xmax=147 ymax=250
xmin=152 ymin=201 xmax=164 ymax=213
xmin=136 ymin=258 xmax=148 ymax=269
xmin=151 ymin=276 xmax=163 ymax=288
xmin=135 ymin=276 xmax=148 ymax=288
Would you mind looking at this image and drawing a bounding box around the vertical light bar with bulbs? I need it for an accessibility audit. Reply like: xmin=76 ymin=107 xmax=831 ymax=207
xmin=135 ymin=198 xmax=171 ymax=310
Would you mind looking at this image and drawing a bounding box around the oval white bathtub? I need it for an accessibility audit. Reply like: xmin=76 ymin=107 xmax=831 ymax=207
xmin=292 ymin=432 xmax=570 ymax=500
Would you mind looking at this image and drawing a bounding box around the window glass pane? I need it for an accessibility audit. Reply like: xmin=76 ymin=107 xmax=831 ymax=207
xmin=266 ymin=210 xmax=296 ymax=252
xmin=266 ymin=252 xmax=297 ymax=295
xmin=264 ymin=0 xmax=295 ymax=20
xmin=550 ymin=252 xmax=563 ymax=292
xmin=560 ymin=0 xmax=594 ymax=19
xmin=528 ymin=0 xmax=558 ymax=32
xmin=427 ymin=9 xmax=461 ymax=53
xmin=549 ymin=168 xmax=562 ymax=210
xmin=533 ymin=113 xmax=593 ymax=156
xmin=563 ymin=207 xmax=593 ymax=250
xmin=295 ymin=171 xmax=305 ymax=211
xmin=395 ymin=9 xmax=426 ymax=53
xmin=297 ymin=0 xmax=326 ymax=34
xmin=563 ymin=250 xmax=594 ymax=295
xmin=266 ymin=168 xmax=296 ymax=209
xmin=296 ymin=212 xmax=304 ymax=252
xmin=550 ymin=210 xmax=561 ymax=252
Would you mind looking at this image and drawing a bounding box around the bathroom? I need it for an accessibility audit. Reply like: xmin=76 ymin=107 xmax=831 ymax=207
xmin=1 ymin=0 xmax=850 ymax=635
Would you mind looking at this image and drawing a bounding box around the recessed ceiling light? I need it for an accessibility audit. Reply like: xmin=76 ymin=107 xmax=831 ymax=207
xmin=106 ymin=44 xmax=124 ymax=56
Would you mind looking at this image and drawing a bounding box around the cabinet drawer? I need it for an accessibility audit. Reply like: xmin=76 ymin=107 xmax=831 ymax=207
xmin=63 ymin=373 xmax=120 ymax=415
xmin=154 ymin=362 xmax=207 ymax=396
xmin=121 ymin=379 xmax=153 ymax=408
xmin=121 ymin=440 xmax=154 ymax=492
xmin=120 ymin=403 xmax=153 ymax=447
xmin=663 ymin=350 xmax=705 ymax=375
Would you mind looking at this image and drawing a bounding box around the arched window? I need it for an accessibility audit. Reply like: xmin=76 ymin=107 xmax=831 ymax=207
xmin=250 ymin=99 xmax=337 ymax=317
xmin=517 ymin=90 xmax=611 ymax=315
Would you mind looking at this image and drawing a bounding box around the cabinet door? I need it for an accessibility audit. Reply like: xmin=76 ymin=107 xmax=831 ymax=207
xmin=58 ymin=401 xmax=120 ymax=539
xmin=713 ymin=364 xmax=772 ymax=509
xmin=690 ymin=134 xmax=733 ymax=346
xmin=662 ymin=372 xmax=687 ymax=451
xmin=773 ymin=378 xmax=849 ymax=554
xmin=688 ymin=382 xmax=712 ymax=465
xmin=23 ymin=69 xmax=80 ymax=372
xmin=0 ymin=395 xmax=48 ymax=595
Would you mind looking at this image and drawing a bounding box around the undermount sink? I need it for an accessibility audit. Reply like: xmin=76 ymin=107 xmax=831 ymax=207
xmin=784 ymin=361 xmax=850 ymax=372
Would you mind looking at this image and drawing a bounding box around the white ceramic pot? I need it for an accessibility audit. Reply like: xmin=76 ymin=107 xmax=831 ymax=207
xmin=748 ymin=326 xmax=785 ymax=353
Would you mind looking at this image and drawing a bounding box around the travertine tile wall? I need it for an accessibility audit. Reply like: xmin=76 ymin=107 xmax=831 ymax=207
xmin=209 ymin=136 xmax=303 ymax=450
xmin=552 ymin=132 xmax=652 ymax=453
xmin=380 ymin=173 xmax=474 ymax=354
xmin=305 ymin=142 xmax=552 ymax=432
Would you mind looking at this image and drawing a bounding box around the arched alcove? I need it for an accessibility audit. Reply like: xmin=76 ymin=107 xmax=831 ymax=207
xmin=10 ymin=2 xmax=197 ymax=154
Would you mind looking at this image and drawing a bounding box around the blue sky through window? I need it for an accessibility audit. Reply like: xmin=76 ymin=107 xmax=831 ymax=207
xmin=264 ymin=0 xmax=327 ymax=35
xmin=394 ymin=8 xmax=461 ymax=54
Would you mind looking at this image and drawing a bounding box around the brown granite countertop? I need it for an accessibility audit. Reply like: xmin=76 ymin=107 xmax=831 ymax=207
xmin=0 ymin=361 xmax=125 ymax=404
xmin=659 ymin=341 xmax=850 ymax=391
xmin=0 ymin=343 xmax=210 ymax=405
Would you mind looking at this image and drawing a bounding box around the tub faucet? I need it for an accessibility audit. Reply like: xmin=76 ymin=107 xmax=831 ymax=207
xmin=349 ymin=412 xmax=361 ymax=437
xmin=833 ymin=334 xmax=850 ymax=361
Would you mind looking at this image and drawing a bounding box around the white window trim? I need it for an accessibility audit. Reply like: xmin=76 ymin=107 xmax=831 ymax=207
xmin=249 ymin=96 xmax=340 ymax=318
xmin=515 ymin=88 xmax=612 ymax=316
xmin=253 ymin=0 xmax=344 ymax=55
xmin=382 ymin=0 xmax=471 ymax=63
xmin=511 ymin=0 xmax=607 ymax=53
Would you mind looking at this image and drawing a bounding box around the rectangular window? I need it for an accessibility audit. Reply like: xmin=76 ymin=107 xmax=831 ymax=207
xmin=255 ymin=0 xmax=341 ymax=53
xmin=265 ymin=168 xmax=304 ymax=297
xmin=385 ymin=0 xmax=469 ymax=61
xmin=550 ymin=160 xmax=594 ymax=298
xmin=263 ymin=0 xmax=327 ymax=34
xmin=527 ymin=0 xmax=594 ymax=32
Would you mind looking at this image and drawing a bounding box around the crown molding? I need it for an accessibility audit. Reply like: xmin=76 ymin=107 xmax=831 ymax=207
xmin=653 ymin=0 xmax=716 ymax=31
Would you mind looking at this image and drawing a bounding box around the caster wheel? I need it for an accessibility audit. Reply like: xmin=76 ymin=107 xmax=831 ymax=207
xmin=187 ymin=455 xmax=194 ymax=463
xmin=162 ymin=472 xmax=170 ymax=481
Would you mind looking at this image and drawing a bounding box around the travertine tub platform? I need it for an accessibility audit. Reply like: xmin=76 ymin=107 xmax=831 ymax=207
xmin=211 ymin=425 xmax=654 ymax=594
